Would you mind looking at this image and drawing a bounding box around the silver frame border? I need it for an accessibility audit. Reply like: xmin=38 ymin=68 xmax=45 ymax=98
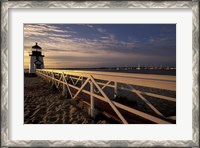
xmin=1 ymin=1 xmax=199 ymax=147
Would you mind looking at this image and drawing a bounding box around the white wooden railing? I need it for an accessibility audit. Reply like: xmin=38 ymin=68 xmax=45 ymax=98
xmin=36 ymin=69 xmax=176 ymax=124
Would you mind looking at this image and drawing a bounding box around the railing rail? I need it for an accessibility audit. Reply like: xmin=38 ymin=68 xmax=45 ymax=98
xmin=36 ymin=69 xmax=176 ymax=124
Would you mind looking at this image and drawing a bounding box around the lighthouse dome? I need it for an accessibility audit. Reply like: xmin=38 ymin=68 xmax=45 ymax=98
xmin=32 ymin=43 xmax=42 ymax=50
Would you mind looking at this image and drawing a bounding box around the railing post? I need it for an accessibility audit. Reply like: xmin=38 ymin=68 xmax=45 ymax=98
xmin=62 ymin=83 xmax=68 ymax=98
xmin=114 ymin=82 xmax=118 ymax=99
xmin=62 ymin=74 xmax=70 ymax=99
xmin=90 ymin=81 xmax=95 ymax=118
xmin=81 ymin=77 xmax=84 ymax=86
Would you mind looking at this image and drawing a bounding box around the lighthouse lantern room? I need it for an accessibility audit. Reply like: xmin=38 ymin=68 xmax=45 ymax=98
xmin=29 ymin=43 xmax=45 ymax=73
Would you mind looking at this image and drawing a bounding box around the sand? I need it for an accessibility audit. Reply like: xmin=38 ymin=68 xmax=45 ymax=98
xmin=24 ymin=76 xmax=109 ymax=124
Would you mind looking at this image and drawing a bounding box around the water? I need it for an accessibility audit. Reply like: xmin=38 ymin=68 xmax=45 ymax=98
xmin=86 ymin=69 xmax=176 ymax=76
xmin=51 ymin=68 xmax=176 ymax=76
xmin=25 ymin=68 xmax=176 ymax=76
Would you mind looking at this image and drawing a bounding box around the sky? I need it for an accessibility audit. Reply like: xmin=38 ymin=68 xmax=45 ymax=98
xmin=24 ymin=24 xmax=176 ymax=68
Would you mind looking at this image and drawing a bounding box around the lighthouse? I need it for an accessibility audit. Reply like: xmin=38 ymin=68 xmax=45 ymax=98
xmin=29 ymin=43 xmax=45 ymax=73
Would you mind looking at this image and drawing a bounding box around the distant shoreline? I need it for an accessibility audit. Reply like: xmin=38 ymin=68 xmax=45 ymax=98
xmin=24 ymin=67 xmax=176 ymax=76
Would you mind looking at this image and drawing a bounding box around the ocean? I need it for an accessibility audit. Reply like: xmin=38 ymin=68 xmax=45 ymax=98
xmin=25 ymin=68 xmax=176 ymax=76
xmin=83 ymin=69 xmax=176 ymax=76
xmin=48 ymin=68 xmax=176 ymax=76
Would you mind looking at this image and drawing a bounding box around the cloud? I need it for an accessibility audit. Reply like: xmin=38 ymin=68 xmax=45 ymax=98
xmin=24 ymin=24 xmax=72 ymax=38
xmin=149 ymin=37 xmax=156 ymax=43
xmin=97 ymin=28 xmax=106 ymax=34
xmin=86 ymin=25 xmax=94 ymax=28
xmin=24 ymin=24 xmax=176 ymax=68
xmin=45 ymin=48 xmax=75 ymax=52
xmin=96 ymin=27 xmax=115 ymax=40
xmin=148 ymin=35 xmax=175 ymax=44
xmin=25 ymin=24 xmax=140 ymax=55
xmin=100 ymin=36 xmax=110 ymax=39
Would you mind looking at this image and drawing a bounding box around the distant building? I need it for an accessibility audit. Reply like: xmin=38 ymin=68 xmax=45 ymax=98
xmin=29 ymin=43 xmax=45 ymax=73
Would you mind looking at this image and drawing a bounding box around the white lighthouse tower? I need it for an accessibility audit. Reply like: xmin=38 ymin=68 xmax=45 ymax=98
xmin=29 ymin=43 xmax=45 ymax=73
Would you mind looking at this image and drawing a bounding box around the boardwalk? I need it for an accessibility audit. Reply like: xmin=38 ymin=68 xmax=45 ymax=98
xmin=36 ymin=69 xmax=176 ymax=124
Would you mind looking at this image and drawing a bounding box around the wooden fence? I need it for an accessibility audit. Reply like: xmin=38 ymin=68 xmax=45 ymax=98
xmin=36 ymin=69 xmax=176 ymax=124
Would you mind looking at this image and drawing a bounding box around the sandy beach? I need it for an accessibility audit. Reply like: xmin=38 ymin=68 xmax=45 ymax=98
xmin=24 ymin=75 xmax=110 ymax=124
